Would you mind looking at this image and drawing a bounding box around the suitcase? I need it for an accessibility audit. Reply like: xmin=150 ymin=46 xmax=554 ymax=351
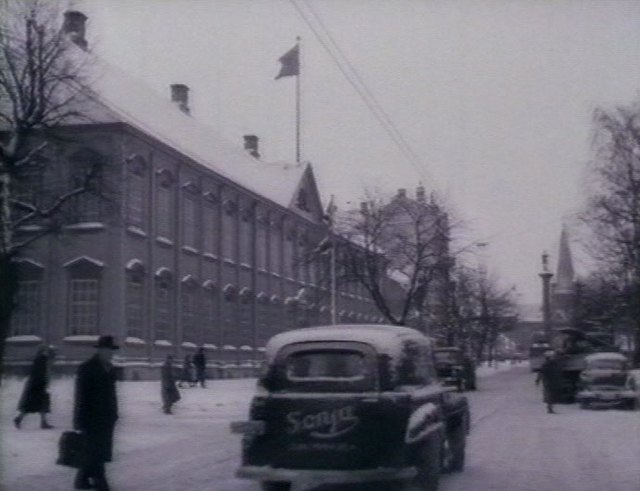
xmin=56 ymin=431 xmax=86 ymax=468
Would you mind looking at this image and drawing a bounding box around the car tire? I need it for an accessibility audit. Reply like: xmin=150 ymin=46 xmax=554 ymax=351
xmin=413 ymin=435 xmax=441 ymax=491
xmin=261 ymin=481 xmax=291 ymax=491
xmin=457 ymin=379 xmax=465 ymax=392
xmin=447 ymin=424 xmax=466 ymax=472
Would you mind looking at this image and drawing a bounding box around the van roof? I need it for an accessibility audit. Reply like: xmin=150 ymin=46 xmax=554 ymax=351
xmin=265 ymin=324 xmax=431 ymax=362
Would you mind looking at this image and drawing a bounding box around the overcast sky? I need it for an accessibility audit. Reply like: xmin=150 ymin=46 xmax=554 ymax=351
xmin=76 ymin=0 xmax=640 ymax=304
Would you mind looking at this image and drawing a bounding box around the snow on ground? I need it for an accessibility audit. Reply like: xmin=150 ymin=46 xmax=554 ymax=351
xmin=0 ymin=363 xmax=519 ymax=491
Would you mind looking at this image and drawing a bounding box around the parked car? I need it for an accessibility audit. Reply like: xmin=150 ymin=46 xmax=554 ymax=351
xmin=231 ymin=324 xmax=470 ymax=491
xmin=433 ymin=347 xmax=476 ymax=391
xmin=576 ymin=352 xmax=638 ymax=410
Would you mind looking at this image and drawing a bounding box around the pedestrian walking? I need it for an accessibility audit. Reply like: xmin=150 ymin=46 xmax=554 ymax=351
xmin=178 ymin=354 xmax=196 ymax=388
xmin=14 ymin=345 xmax=54 ymax=429
xmin=193 ymin=347 xmax=207 ymax=388
xmin=536 ymin=350 xmax=562 ymax=414
xmin=72 ymin=335 xmax=119 ymax=491
xmin=161 ymin=355 xmax=181 ymax=414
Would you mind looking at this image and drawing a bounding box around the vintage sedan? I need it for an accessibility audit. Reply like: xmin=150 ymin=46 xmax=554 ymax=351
xmin=231 ymin=324 xmax=470 ymax=491
xmin=576 ymin=352 xmax=638 ymax=410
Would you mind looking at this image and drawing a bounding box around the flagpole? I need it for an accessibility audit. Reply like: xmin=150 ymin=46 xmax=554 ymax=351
xmin=295 ymin=36 xmax=301 ymax=163
xmin=328 ymin=195 xmax=336 ymax=324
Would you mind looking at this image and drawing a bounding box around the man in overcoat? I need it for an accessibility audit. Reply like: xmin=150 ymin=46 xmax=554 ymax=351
xmin=73 ymin=336 xmax=119 ymax=491
xmin=193 ymin=347 xmax=207 ymax=388
xmin=536 ymin=350 xmax=563 ymax=413
xmin=161 ymin=354 xmax=181 ymax=414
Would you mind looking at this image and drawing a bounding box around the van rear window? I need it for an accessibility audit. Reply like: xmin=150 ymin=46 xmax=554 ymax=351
xmin=286 ymin=350 xmax=365 ymax=380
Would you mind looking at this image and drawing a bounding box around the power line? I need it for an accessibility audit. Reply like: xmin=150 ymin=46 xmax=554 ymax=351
xmin=289 ymin=0 xmax=439 ymax=191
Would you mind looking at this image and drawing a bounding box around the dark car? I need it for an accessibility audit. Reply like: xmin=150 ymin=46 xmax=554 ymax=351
xmin=576 ymin=352 xmax=638 ymax=410
xmin=231 ymin=324 xmax=470 ymax=491
xmin=433 ymin=347 xmax=476 ymax=392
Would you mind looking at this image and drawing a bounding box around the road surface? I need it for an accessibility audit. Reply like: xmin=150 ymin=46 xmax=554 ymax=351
xmin=2 ymin=365 xmax=639 ymax=491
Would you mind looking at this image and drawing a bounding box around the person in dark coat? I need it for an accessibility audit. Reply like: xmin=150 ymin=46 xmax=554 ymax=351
xmin=14 ymin=345 xmax=54 ymax=429
xmin=536 ymin=350 xmax=563 ymax=414
xmin=161 ymin=355 xmax=181 ymax=414
xmin=178 ymin=354 xmax=196 ymax=388
xmin=72 ymin=336 xmax=119 ymax=491
xmin=192 ymin=347 xmax=207 ymax=388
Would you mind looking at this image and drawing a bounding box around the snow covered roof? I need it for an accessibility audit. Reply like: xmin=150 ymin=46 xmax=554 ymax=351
xmin=265 ymin=324 xmax=432 ymax=362
xmin=74 ymin=51 xmax=310 ymax=211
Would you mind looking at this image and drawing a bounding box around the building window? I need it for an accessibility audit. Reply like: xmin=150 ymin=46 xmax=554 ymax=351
xmin=69 ymin=148 xmax=104 ymax=223
xmin=154 ymin=269 xmax=173 ymax=341
xmin=270 ymin=218 xmax=281 ymax=274
xmin=283 ymin=224 xmax=294 ymax=278
xmin=222 ymin=198 xmax=237 ymax=262
xmin=202 ymin=281 xmax=218 ymax=344
xmin=181 ymin=277 xmax=198 ymax=342
xmin=12 ymin=280 xmax=42 ymax=336
xmin=65 ymin=257 xmax=103 ymax=335
xmin=182 ymin=194 xmax=198 ymax=249
xmin=202 ymin=203 xmax=218 ymax=255
xmin=69 ymin=279 xmax=100 ymax=335
xmin=125 ymin=262 xmax=145 ymax=339
xmin=239 ymin=205 xmax=253 ymax=265
xmin=156 ymin=170 xmax=174 ymax=239
xmin=125 ymin=155 xmax=147 ymax=229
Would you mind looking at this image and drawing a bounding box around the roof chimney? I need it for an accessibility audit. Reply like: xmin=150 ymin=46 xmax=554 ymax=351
xmin=397 ymin=188 xmax=407 ymax=199
xmin=416 ymin=185 xmax=426 ymax=202
xmin=243 ymin=135 xmax=260 ymax=159
xmin=170 ymin=84 xmax=190 ymax=115
xmin=63 ymin=11 xmax=88 ymax=51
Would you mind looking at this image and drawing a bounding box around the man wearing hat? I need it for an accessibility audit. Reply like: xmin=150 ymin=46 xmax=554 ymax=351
xmin=72 ymin=335 xmax=120 ymax=491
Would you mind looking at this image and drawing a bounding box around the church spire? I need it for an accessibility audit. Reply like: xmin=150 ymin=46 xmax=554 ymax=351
xmin=555 ymin=225 xmax=575 ymax=293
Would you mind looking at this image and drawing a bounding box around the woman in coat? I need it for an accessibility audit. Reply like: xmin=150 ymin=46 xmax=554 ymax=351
xmin=536 ymin=351 xmax=563 ymax=413
xmin=161 ymin=355 xmax=181 ymax=414
xmin=14 ymin=345 xmax=54 ymax=429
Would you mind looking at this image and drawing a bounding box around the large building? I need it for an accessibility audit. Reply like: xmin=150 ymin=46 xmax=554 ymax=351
xmin=5 ymin=12 xmax=385 ymax=378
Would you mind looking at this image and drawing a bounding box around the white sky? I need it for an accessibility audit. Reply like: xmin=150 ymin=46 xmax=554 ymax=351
xmin=75 ymin=0 xmax=640 ymax=304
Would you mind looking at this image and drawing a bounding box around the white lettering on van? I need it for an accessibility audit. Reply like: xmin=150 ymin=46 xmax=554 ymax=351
xmin=286 ymin=405 xmax=359 ymax=439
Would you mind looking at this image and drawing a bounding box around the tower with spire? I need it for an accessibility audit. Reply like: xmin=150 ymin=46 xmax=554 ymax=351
xmin=550 ymin=226 xmax=576 ymax=327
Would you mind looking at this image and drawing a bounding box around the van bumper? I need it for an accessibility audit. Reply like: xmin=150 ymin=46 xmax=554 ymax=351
xmin=236 ymin=465 xmax=417 ymax=483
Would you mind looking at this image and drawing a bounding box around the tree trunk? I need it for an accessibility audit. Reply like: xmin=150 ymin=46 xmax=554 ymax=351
xmin=0 ymin=254 xmax=17 ymax=384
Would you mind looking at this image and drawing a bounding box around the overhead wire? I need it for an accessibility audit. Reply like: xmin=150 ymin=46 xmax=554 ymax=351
xmin=289 ymin=0 xmax=439 ymax=191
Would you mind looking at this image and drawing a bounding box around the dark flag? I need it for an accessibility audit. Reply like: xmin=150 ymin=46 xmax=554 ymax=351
xmin=275 ymin=44 xmax=299 ymax=80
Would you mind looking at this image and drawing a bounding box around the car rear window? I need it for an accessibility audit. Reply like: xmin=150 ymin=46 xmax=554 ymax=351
xmin=434 ymin=351 xmax=461 ymax=363
xmin=265 ymin=341 xmax=378 ymax=392
xmin=286 ymin=350 xmax=366 ymax=380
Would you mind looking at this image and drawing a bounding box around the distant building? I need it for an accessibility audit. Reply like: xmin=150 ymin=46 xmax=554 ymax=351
xmin=550 ymin=226 xmax=576 ymax=328
xmin=5 ymin=12 xmax=386 ymax=378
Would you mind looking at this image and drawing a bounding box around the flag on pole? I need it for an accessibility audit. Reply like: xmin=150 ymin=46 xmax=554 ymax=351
xmin=275 ymin=44 xmax=300 ymax=80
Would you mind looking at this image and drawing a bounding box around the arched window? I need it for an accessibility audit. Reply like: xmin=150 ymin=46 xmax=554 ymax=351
xmin=125 ymin=154 xmax=147 ymax=229
xmin=125 ymin=260 xmax=146 ymax=339
xmin=181 ymin=275 xmax=198 ymax=342
xmin=154 ymin=268 xmax=173 ymax=341
xmin=64 ymin=256 xmax=103 ymax=335
xmin=156 ymin=169 xmax=174 ymax=239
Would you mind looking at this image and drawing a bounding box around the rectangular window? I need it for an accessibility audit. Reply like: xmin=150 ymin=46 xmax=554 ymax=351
xmin=157 ymin=186 xmax=173 ymax=238
xmin=155 ymin=283 xmax=171 ymax=340
xmin=240 ymin=217 xmax=252 ymax=264
xmin=182 ymin=195 xmax=198 ymax=248
xmin=270 ymin=226 xmax=280 ymax=274
xmin=222 ymin=212 xmax=236 ymax=261
xmin=11 ymin=280 xmax=42 ymax=336
xmin=69 ymin=279 xmax=99 ymax=335
xmin=125 ymin=278 xmax=144 ymax=339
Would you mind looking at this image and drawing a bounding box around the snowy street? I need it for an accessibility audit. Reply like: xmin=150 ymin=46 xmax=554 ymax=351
xmin=2 ymin=364 xmax=639 ymax=491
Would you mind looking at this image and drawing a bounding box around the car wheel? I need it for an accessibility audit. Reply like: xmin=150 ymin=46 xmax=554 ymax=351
xmin=413 ymin=435 xmax=441 ymax=491
xmin=447 ymin=424 xmax=466 ymax=472
xmin=261 ymin=481 xmax=291 ymax=491
xmin=457 ymin=379 xmax=465 ymax=392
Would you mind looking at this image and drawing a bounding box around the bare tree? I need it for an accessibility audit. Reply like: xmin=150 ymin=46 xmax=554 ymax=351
xmin=580 ymin=100 xmax=640 ymax=365
xmin=0 ymin=0 xmax=100 ymax=378
xmin=326 ymin=190 xmax=454 ymax=327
